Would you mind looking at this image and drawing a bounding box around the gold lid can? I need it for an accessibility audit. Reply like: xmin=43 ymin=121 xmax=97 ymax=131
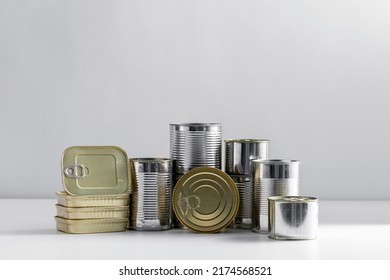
xmin=61 ymin=146 xmax=130 ymax=196
xmin=173 ymin=167 xmax=239 ymax=233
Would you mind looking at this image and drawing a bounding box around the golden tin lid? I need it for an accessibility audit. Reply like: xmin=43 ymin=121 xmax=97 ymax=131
xmin=62 ymin=146 xmax=130 ymax=196
xmin=173 ymin=167 xmax=239 ymax=233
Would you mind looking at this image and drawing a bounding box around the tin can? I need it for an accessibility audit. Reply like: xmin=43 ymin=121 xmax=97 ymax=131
xmin=225 ymin=139 xmax=269 ymax=175
xmin=229 ymin=175 xmax=253 ymax=229
xmin=268 ymin=196 xmax=318 ymax=240
xmin=172 ymin=167 xmax=239 ymax=233
xmin=56 ymin=205 xmax=129 ymax=220
xmin=129 ymin=158 xmax=173 ymax=231
xmin=252 ymin=159 xmax=300 ymax=233
xmin=170 ymin=123 xmax=222 ymax=174
xmin=55 ymin=216 xmax=128 ymax=234
xmin=61 ymin=146 xmax=131 ymax=196
xmin=56 ymin=191 xmax=130 ymax=208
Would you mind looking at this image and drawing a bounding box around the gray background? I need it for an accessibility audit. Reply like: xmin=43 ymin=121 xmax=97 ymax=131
xmin=1 ymin=0 xmax=389 ymax=199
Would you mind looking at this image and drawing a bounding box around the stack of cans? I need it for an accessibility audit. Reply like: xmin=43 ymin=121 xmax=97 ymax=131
xmin=170 ymin=123 xmax=222 ymax=227
xmin=225 ymin=139 xmax=270 ymax=229
xmin=55 ymin=146 xmax=131 ymax=234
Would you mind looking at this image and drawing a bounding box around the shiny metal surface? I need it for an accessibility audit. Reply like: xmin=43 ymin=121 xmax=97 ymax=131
xmin=56 ymin=204 xmax=129 ymax=220
xmin=129 ymin=158 xmax=173 ymax=231
xmin=55 ymin=216 xmax=128 ymax=234
xmin=170 ymin=123 xmax=222 ymax=174
xmin=252 ymin=160 xmax=300 ymax=233
xmin=229 ymin=175 xmax=253 ymax=229
xmin=268 ymin=196 xmax=318 ymax=240
xmin=62 ymin=146 xmax=130 ymax=196
xmin=225 ymin=139 xmax=269 ymax=175
xmin=56 ymin=191 xmax=130 ymax=208
xmin=172 ymin=167 xmax=239 ymax=233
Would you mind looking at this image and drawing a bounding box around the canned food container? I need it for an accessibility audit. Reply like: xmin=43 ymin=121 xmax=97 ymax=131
xmin=170 ymin=123 xmax=222 ymax=174
xmin=229 ymin=175 xmax=253 ymax=229
xmin=268 ymin=196 xmax=318 ymax=240
xmin=56 ymin=205 xmax=129 ymax=220
xmin=56 ymin=191 xmax=129 ymax=207
xmin=173 ymin=167 xmax=239 ymax=233
xmin=252 ymin=159 xmax=300 ymax=233
xmin=129 ymin=158 xmax=173 ymax=231
xmin=62 ymin=146 xmax=130 ymax=196
xmin=55 ymin=216 xmax=128 ymax=234
xmin=225 ymin=139 xmax=270 ymax=175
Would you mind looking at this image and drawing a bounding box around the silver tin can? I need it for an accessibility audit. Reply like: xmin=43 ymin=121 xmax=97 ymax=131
xmin=268 ymin=196 xmax=318 ymax=240
xmin=129 ymin=158 xmax=173 ymax=231
xmin=170 ymin=123 xmax=222 ymax=174
xmin=229 ymin=175 xmax=253 ymax=229
xmin=252 ymin=159 xmax=300 ymax=233
xmin=225 ymin=139 xmax=270 ymax=175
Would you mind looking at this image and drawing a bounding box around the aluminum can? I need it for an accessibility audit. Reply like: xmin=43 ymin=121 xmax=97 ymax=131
xmin=170 ymin=123 xmax=222 ymax=174
xmin=252 ymin=159 xmax=300 ymax=233
xmin=268 ymin=196 xmax=318 ymax=240
xmin=129 ymin=158 xmax=173 ymax=231
xmin=225 ymin=139 xmax=269 ymax=228
xmin=172 ymin=167 xmax=239 ymax=233
xmin=225 ymin=139 xmax=270 ymax=175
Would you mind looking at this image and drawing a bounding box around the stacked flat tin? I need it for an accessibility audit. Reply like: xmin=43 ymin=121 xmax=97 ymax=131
xmin=170 ymin=123 xmax=222 ymax=227
xmin=225 ymin=139 xmax=269 ymax=228
xmin=55 ymin=146 xmax=130 ymax=234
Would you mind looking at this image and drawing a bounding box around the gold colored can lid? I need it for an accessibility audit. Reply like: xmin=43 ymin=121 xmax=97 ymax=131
xmin=173 ymin=167 xmax=239 ymax=233
xmin=61 ymin=146 xmax=130 ymax=196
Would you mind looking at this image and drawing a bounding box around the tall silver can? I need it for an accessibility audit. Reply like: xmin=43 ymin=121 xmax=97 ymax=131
xmin=225 ymin=139 xmax=269 ymax=229
xmin=170 ymin=123 xmax=222 ymax=174
xmin=129 ymin=158 xmax=173 ymax=231
xmin=225 ymin=139 xmax=270 ymax=175
xmin=268 ymin=196 xmax=318 ymax=240
xmin=252 ymin=159 xmax=300 ymax=233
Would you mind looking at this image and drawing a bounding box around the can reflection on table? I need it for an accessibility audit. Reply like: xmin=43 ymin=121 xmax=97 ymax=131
xmin=268 ymin=196 xmax=318 ymax=240
xmin=252 ymin=159 xmax=300 ymax=233
xmin=129 ymin=158 xmax=173 ymax=231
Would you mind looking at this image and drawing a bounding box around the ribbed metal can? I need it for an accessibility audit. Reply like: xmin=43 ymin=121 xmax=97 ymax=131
xmin=252 ymin=159 xmax=300 ymax=233
xmin=225 ymin=139 xmax=269 ymax=175
xmin=129 ymin=158 xmax=173 ymax=231
xmin=225 ymin=139 xmax=270 ymax=229
xmin=170 ymin=123 xmax=222 ymax=174
xmin=268 ymin=196 xmax=318 ymax=240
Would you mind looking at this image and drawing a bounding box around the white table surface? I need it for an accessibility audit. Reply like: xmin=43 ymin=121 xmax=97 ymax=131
xmin=0 ymin=199 xmax=389 ymax=260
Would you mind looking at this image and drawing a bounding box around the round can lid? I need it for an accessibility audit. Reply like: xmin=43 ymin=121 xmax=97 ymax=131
xmin=173 ymin=167 xmax=239 ymax=233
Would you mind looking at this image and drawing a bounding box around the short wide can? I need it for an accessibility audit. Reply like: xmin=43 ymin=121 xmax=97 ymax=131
xmin=268 ymin=196 xmax=318 ymax=240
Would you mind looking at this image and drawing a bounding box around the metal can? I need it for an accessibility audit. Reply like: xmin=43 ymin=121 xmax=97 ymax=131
xmin=252 ymin=159 xmax=300 ymax=233
xmin=225 ymin=139 xmax=269 ymax=229
xmin=129 ymin=158 xmax=173 ymax=231
xmin=268 ymin=196 xmax=318 ymax=240
xmin=225 ymin=139 xmax=270 ymax=175
xmin=172 ymin=167 xmax=239 ymax=233
xmin=170 ymin=123 xmax=222 ymax=174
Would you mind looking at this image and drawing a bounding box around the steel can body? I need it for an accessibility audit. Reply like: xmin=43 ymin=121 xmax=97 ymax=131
xmin=225 ymin=139 xmax=269 ymax=228
xmin=252 ymin=159 xmax=300 ymax=233
xmin=268 ymin=196 xmax=318 ymax=240
xmin=129 ymin=158 xmax=173 ymax=231
xmin=170 ymin=123 xmax=222 ymax=174
xmin=225 ymin=139 xmax=269 ymax=175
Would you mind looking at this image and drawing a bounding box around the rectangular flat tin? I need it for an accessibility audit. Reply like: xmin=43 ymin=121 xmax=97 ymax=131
xmin=55 ymin=216 xmax=128 ymax=234
xmin=56 ymin=205 xmax=129 ymax=220
xmin=56 ymin=191 xmax=129 ymax=207
xmin=61 ymin=146 xmax=130 ymax=196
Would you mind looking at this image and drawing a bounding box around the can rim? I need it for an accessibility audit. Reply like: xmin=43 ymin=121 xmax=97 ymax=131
xmin=268 ymin=196 xmax=318 ymax=202
xmin=252 ymin=159 xmax=300 ymax=164
xmin=170 ymin=123 xmax=221 ymax=127
xmin=130 ymin=158 xmax=173 ymax=163
xmin=224 ymin=139 xmax=270 ymax=143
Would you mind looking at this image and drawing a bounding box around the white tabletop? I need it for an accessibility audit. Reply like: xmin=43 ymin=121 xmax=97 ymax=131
xmin=0 ymin=199 xmax=389 ymax=260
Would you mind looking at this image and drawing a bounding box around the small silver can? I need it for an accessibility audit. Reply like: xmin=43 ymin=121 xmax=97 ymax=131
xmin=129 ymin=158 xmax=173 ymax=231
xmin=268 ymin=196 xmax=318 ymax=240
xmin=252 ymin=159 xmax=300 ymax=233
xmin=225 ymin=139 xmax=269 ymax=175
